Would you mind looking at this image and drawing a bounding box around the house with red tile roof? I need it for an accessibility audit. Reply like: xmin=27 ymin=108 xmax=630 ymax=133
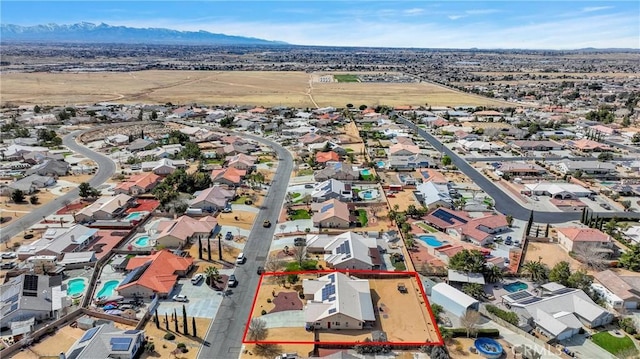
xmin=566 ymin=139 xmax=612 ymax=152
xmin=299 ymin=132 xmax=328 ymax=146
xmin=589 ymin=124 xmax=616 ymax=136
xmin=225 ymin=153 xmax=257 ymax=170
xmin=315 ymin=151 xmax=341 ymax=164
xmin=434 ymin=244 xmax=466 ymax=264
xmin=210 ymin=167 xmax=246 ymax=186
xmin=556 ymin=227 xmax=613 ymax=253
xmin=311 ymin=199 xmax=351 ymax=229
xmin=155 ymin=215 xmax=219 ymax=248
xmin=114 ymin=172 xmax=162 ymax=196
xmin=425 ymin=208 xmax=509 ymax=246
xmin=117 ymin=250 xmax=194 ymax=298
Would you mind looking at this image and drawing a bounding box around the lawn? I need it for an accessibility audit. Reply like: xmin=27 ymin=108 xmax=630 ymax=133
xmin=232 ymin=195 xmax=249 ymax=204
xmin=416 ymin=223 xmax=438 ymax=233
xmin=591 ymin=331 xmax=637 ymax=356
xmin=291 ymin=192 xmax=301 ymax=199
xmin=333 ymin=74 xmax=360 ymax=82
xmin=290 ymin=209 xmax=311 ymax=220
xmin=357 ymin=209 xmax=368 ymax=226
xmin=296 ymin=169 xmax=314 ymax=177
xmin=205 ymin=158 xmax=224 ymax=165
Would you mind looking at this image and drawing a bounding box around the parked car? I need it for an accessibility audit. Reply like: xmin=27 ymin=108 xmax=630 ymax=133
xmin=228 ymin=274 xmax=238 ymax=287
xmin=225 ymin=231 xmax=233 ymax=241
xmin=304 ymin=184 xmax=314 ymax=189
xmin=505 ymin=238 xmax=513 ymax=245
xmin=1 ymin=261 xmax=16 ymax=270
xmin=256 ymin=266 xmax=265 ymax=275
xmin=172 ymin=295 xmax=188 ymax=302
xmin=600 ymin=203 xmax=611 ymax=210
xmin=1 ymin=252 xmax=17 ymax=259
xmin=294 ymin=237 xmax=306 ymax=247
xmin=263 ymin=220 xmax=271 ymax=228
xmin=191 ymin=273 xmax=204 ymax=284
xmin=236 ymin=252 xmax=246 ymax=264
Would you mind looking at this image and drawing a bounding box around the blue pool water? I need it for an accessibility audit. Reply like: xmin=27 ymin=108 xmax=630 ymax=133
xmin=377 ymin=161 xmax=385 ymax=168
xmin=475 ymin=338 xmax=503 ymax=359
xmin=418 ymin=235 xmax=444 ymax=247
xmin=67 ymin=278 xmax=86 ymax=297
xmin=96 ymin=280 xmax=120 ymax=298
xmin=363 ymin=191 xmax=373 ymax=199
xmin=503 ymin=281 xmax=528 ymax=293
xmin=361 ymin=169 xmax=371 ymax=176
xmin=125 ymin=212 xmax=144 ymax=221
xmin=133 ymin=236 xmax=150 ymax=247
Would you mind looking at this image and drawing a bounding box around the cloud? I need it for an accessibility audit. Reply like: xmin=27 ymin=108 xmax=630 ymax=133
xmin=404 ymin=8 xmax=424 ymax=16
xmin=582 ymin=6 xmax=613 ymax=13
xmin=465 ymin=9 xmax=501 ymax=15
xmin=448 ymin=15 xmax=466 ymax=20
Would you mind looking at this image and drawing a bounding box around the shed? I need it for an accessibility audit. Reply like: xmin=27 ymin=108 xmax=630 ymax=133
xmin=77 ymin=317 xmax=97 ymax=330
xmin=431 ymin=283 xmax=479 ymax=317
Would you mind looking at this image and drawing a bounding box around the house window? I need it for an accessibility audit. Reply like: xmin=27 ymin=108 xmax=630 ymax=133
xmin=335 ymin=322 xmax=340 ymax=326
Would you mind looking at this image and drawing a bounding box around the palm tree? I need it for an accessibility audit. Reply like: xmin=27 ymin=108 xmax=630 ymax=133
xmin=521 ymin=260 xmax=548 ymax=283
xmin=484 ymin=265 xmax=504 ymax=284
xmin=462 ymin=283 xmax=485 ymax=300
xmin=204 ymin=266 xmax=220 ymax=287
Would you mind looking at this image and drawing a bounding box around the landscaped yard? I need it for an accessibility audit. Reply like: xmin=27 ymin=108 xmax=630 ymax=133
xmin=591 ymin=331 xmax=637 ymax=357
xmin=357 ymin=209 xmax=368 ymax=226
xmin=289 ymin=209 xmax=311 ymax=220
xmin=296 ymin=169 xmax=314 ymax=176
xmin=334 ymin=74 xmax=360 ymax=82
xmin=232 ymin=195 xmax=249 ymax=204
xmin=290 ymin=192 xmax=301 ymax=199
xmin=204 ymin=158 xmax=224 ymax=165
xmin=416 ymin=222 xmax=438 ymax=233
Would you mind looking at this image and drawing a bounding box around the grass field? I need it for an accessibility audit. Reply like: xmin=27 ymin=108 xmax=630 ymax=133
xmin=333 ymin=74 xmax=360 ymax=82
xmin=1 ymin=70 xmax=512 ymax=108
xmin=591 ymin=331 xmax=637 ymax=356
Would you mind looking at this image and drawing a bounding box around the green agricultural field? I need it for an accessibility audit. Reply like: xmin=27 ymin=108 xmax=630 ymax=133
xmin=334 ymin=74 xmax=360 ymax=82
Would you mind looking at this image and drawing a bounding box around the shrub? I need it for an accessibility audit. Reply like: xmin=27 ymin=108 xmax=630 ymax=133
xmin=486 ymin=305 xmax=519 ymax=326
xmin=449 ymin=328 xmax=500 ymax=338
xmin=177 ymin=343 xmax=186 ymax=349
xmin=261 ymin=309 xmax=267 ymax=315
xmin=266 ymin=298 xmax=272 ymax=303
xmin=164 ymin=333 xmax=175 ymax=340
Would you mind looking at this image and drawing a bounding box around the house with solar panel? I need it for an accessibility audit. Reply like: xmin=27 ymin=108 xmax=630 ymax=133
xmin=306 ymin=232 xmax=381 ymax=270
xmin=303 ymin=272 xmax=375 ymax=330
xmin=311 ymin=179 xmax=353 ymax=202
xmin=425 ymin=207 xmax=509 ymax=246
xmin=63 ymin=323 xmax=145 ymax=359
xmin=0 ymin=274 xmax=65 ymax=331
xmin=314 ymin=162 xmax=360 ymax=182
xmin=311 ymin=199 xmax=352 ymax=228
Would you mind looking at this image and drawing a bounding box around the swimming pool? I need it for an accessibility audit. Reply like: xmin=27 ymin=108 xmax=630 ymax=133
xmin=503 ymin=281 xmax=528 ymax=293
xmin=418 ymin=235 xmax=444 ymax=247
xmin=377 ymin=161 xmax=385 ymax=168
xmin=125 ymin=212 xmax=145 ymax=221
xmin=133 ymin=236 xmax=150 ymax=247
xmin=475 ymin=338 xmax=503 ymax=359
xmin=67 ymin=278 xmax=87 ymax=297
xmin=361 ymin=169 xmax=371 ymax=176
xmin=358 ymin=189 xmax=379 ymax=200
xmin=96 ymin=280 xmax=120 ymax=298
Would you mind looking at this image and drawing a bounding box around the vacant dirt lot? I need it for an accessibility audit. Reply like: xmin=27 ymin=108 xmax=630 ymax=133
xmin=1 ymin=70 xmax=511 ymax=108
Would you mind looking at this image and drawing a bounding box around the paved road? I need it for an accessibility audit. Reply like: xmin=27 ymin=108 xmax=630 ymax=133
xmin=465 ymin=156 xmax=637 ymax=163
xmin=603 ymin=138 xmax=640 ymax=153
xmin=173 ymin=123 xmax=294 ymax=359
xmin=398 ymin=116 xmax=640 ymax=222
xmin=1 ymin=131 xmax=116 ymax=242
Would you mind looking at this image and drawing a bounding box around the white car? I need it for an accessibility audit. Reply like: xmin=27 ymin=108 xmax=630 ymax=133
xmin=191 ymin=273 xmax=204 ymax=284
xmin=172 ymin=295 xmax=188 ymax=302
xmin=1 ymin=252 xmax=17 ymax=259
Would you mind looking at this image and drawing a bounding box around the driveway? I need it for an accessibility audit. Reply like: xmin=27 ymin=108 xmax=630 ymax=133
xmin=560 ymin=334 xmax=617 ymax=359
xmin=260 ymin=310 xmax=305 ymax=328
xmin=275 ymin=219 xmax=314 ymax=235
xmin=156 ymin=279 xmax=224 ymax=319
xmin=230 ymin=204 xmax=259 ymax=213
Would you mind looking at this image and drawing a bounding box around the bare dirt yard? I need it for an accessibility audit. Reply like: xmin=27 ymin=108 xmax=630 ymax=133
xmin=2 ymin=70 xmax=511 ymax=108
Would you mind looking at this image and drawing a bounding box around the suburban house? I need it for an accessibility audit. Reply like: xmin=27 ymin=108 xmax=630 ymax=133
xmin=415 ymin=181 xmax=453 ymax=209
xmin=592 ymin=270 xmax=640 ymax=310
xmin=556 ymin=161 xmax=616 ymax=176
xmin=299 ymin=132 xmax=327 ymax=146
xmin=311 ymin=199 xmax=351 ymax=229
xmin=126 ymin=138 xmax=154 ymax=152
xmin=523 ymin=182 xmax=593 ymax=199
xmin=556 ymin=227 xmax=613 ymax=254
xmin=0 ymin=274 xmax=65 ymax=331
xmin=105 ymin=134 xmax=130 ymax=145
xmin=430 ymin=283 xmax=479 ymax=317
xmin=303 ymin=272 xmax=375 ymax=330
xmin=189 ymin=186 xmax=235 ymax=213
xmin=225 ymin=153 xmax=257 ymax=170
xmin=496 ymin=162 xmax=546 ymax=177
xmin=17 ymin=225 xmax=99 ymax=260
xmin=503 ymin=284 xmax=613 ymax=340
xmin=1 ymin=174 xmax=56 ymax=196
xmin=306 ymin=232 xmax=381 ymax=270
xmin=589 ymin=124 xmax=616 ymax=136
xmin=25 ymin=159 xmax=70 ymax=177
xmin=315 ymin=151 xmax=341 ymax=164
xmin=141 ymin=158 xmax=187 ymax=175
xmin=425 ymin=208 xmax=509 ymax=246
xmin=210 ymin=167 xmax=246 ymax=186
xmin=117 ymin=250 xmax=194 ymax=298
xmin=113 ymin=172 xmax=161 ymax=196
xmin=510 ymin=140 xmax=564 ymax=151
xmin=65 ymin=324 xmax=145 ymax=359
xmin=566 ymin=139 xmax=611 ymax=152
xmin=154 ymin=215 xmax=218 ymax=248
xmin=75 ymin=194 xmax=136 ymax=222
xmin=314 ymin=162 xmax=360 ymax=182
xmin=623 ymin=226 xmax=640 ymax=244
xmin=311 ymin=179 xmax=353 ymax=202
xmin=457 ymin=140 xmax=504 ymax=152
xmin=222 ymin=142 xmax=258 ymax=156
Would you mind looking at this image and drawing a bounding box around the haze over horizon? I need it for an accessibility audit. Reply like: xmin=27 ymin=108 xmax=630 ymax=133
xmin=1 ymin=1 xmax=639 ymax=49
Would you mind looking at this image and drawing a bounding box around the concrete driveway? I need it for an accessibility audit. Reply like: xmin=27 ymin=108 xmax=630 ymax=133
xmin=260 ymin=310 xmax=305 ymax=328
xmin=560 ymin=334 xmax=618 ymax=359
xmin=156 ymin=279 xmax=224 ymax=319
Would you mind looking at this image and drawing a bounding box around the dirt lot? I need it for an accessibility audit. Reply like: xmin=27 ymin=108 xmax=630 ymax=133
xmin=1 ymin=70 xmax=510 ymax=108
xmin=59 ymin=174 xmax=95 ymax=185
xmin=140 ymin=317 xmax=212 ymax=359
xmin=524 ymin=241 xmax=583 ymax=270
xmin=216 ymin=211 xmax=257 ymax=230
xmin=0 ymin=190 xmax=59 ymax=229
xmin=186 ymin=240 xmax=241 ymax=270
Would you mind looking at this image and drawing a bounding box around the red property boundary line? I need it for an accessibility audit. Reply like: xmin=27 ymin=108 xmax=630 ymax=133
xmin=242 ymin=269 xmax=444 ymax=346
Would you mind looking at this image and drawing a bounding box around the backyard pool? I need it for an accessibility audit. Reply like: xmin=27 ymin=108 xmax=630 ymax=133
xmin=418 ymin=235 xmax=445 ymax=247
xmin=67 ymin=278 xmax=87 ymax=297
xmin=361 ymin=169 xmax=371 ymax=176
xmin=96 ymin=280 xmax=120 ymax=298
xmin=503 ymin=281 xmax=528 ymax=293
xmin=358 ymin=189 xmax=380 ymax=200
xmin=377 ymin=161 xmax=385 ymax=168
xmin=133 ymin=235 xmax=150 ymax=247
xmin=125 ymin=212 xmax=145 ymax=221
xmin=475 ymin=338 xmax=503 ymax=359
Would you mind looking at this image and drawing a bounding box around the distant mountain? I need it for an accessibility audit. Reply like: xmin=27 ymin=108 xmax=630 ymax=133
xmin=0 ymin=22 xmax=288 ymax=45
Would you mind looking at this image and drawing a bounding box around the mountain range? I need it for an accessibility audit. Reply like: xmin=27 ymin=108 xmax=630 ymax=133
xmin=0 ymin=22 xmax=287 ymax=45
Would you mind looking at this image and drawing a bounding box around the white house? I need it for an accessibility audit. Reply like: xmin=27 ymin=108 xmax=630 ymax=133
xmin=430 ymin=283 xmax=479 ymax=317
xmin=415 ymin=181 xmax=452 ymax=209
xmin=306 ymin=232 xmax=381 ymax=270
xmin=592 ymin=270 xmax=640 ymax=310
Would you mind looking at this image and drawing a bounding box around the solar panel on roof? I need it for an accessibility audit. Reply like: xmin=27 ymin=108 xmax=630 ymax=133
xmin=328 ymin=274 xmax=335 ymax=283
xmin=518 ymin=297 xmax=542 ymax=305
xmin=124 ymin=330 xmax=140 ymax=335
xmin=110 ymin=337 xmax=133 ymax=351
xmin=432 ymin=208 xmax=468 ymax=225
xmin=328 ymin=308 xmax=336 ymax=314
xmin=507 ymin=291 xmax=532 ymax=301
xmin=79 ymin=327 xmax=99 ymax=343
xmin=23 ymin=275 xmax=39 ymax=292
xmin=552 ymin=287 xmax=575 ymax=295
xmin=321 ymin=203 xmax=334 ymax=213
xmin=67 ymin=347 xmax=84 ymax=359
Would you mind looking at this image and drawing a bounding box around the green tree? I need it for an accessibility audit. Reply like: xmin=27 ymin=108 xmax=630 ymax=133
xmin=182 ymin=304 xmax=189 ymax=336
xmin=441 ymin=155 xmax=452 ymax=166
xmin=204 ymin=266 xmax=220 ymax=287
xmin=287 ymin=274 xmax=299 ymax=287
xmin=461 ymin=283 xmax=485 ymax=300
xmin=548 ymin=261 xmax=571 ymax=286
xmin=11 ymin=189 xmax=25 ymax=203
xmin=448 ymin=249 xmax=486 ymax=273
xmin=521 ymin=259 xmax=549 ymax=283
xmin=567 ymin=270 xmax=593 ymax=292
xmin=359 ymin=104 xmax=368 ymax=111
xmin=485 ymin=265 xmax=504 ymax=284
xmin=619 ymin=244 xmax=640 ymax=272
xmin=29 ymin=195 xmax=39 ymax=205
xmin=632 ymin=133 xmax=640 ymax=144
xmin=597 ymin=152 xmax=614 ymax=162
xmin=505 ymin=215 xmax=513 ymax=227
xmin=192 ymin=316 xmax=197 ymax=337
xmin=151 ymin=110 xmax=158 ymax=120
xmin=33 ymin=105 xmax=41 ymax=113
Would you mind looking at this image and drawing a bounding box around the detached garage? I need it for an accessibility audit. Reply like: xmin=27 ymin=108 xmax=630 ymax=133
xmin=431 ymin=283 xmax=479 ymax=317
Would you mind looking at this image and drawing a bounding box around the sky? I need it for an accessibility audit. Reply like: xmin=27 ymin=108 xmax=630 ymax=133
xmin=2 ymin=1 xmax=639 ymax=49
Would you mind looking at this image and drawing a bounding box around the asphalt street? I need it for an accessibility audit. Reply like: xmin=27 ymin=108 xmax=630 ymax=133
xmin=1 ymin=131 xmax=116 ymax=242
xmin=398 ymin=117 xmax=640 ymax=222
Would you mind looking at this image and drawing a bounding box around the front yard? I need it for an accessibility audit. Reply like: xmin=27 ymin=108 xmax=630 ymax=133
xmin=289 ymin=209 xmax=311 ymax=220
xmin=591 ymin=331 xmax=637 ymax=357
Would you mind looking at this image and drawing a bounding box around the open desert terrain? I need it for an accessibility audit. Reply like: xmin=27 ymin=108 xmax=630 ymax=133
xmin=1 ymin=70 xmax=511 ymax=108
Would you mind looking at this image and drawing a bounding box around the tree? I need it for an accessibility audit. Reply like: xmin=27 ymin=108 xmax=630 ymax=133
xmin=460 ymin=310 xmax=481 ymax=337
xmin=145 ymin=342 xmax=155 ymax=353
xmin=174 ymin=308 xmax=179 ymax=332
xmin=287 ymin=274 xmax=299 ymax=287
xmin=198 ymin=238 xmax=203 ymax=260
xmin=621 ymin=200 xmax=632 ymax=211
xmin=632 ymin=133 xmax=640 ymax=144
xmin=521 ymin=259 xmax=549 ymax=283
xmin=461 ymin=283 xmax=485 ymax=300
xmin=151 ymin=110 xmax=158 ymax=120
xmin=165 ymin=312 xmax=169 ymax=331
xmin=29 ymin=195 xmax=39 ymax=205
xmin=573 ymin=245 xmax=608 ymax=271
xmin=484 ymin=265 xmax=504 ymax=284
xmin=430 ymin=346 xmax=450 ymax=359
xmin=11 ymin=189 xmax=25 ymax=203
xmin=182 ymin=305 xmax=189 ymax=336
xmin=619 ymin=244 xmax=640 ymax=272
xmin=192 ymin=316 xmax=197 ymax=337
xmin=247 ymin=318 xmax=268 ymax=341
xmin=204 ymin=266 xmax=220 ymax=287
xmin=567 ymin=270 xmax=593 ymax=292
xmin=207 ymin=237 xmax=212 ymax=261
xmin=78 ymin=182 xmax=99 ymax=199
xmin=217 ymin=233 xmax=222 ymax=261
xmin=597 ymin=152 xmax=614 ymax=162
xmin=293 ymin=245 xmax=306 ymax=266
xmin=441 ymin=155 xmax=452 ymax=166
xmin=604 ymin=218 xmax=618 ymax=235
xmin=505 ymin=215 xmax=513 ymax=227
xmin=33 ymin=105 xmax=41 ymax=113
xmin=359 ymin=104 xmax=368 ymax=111
xmin=154 ymin=309 xmax=160 ymax=329
xmin=548 ymin=261 xmax=571 ymax=286
xmin=448 ymin=249 xmax=486 ymax=274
